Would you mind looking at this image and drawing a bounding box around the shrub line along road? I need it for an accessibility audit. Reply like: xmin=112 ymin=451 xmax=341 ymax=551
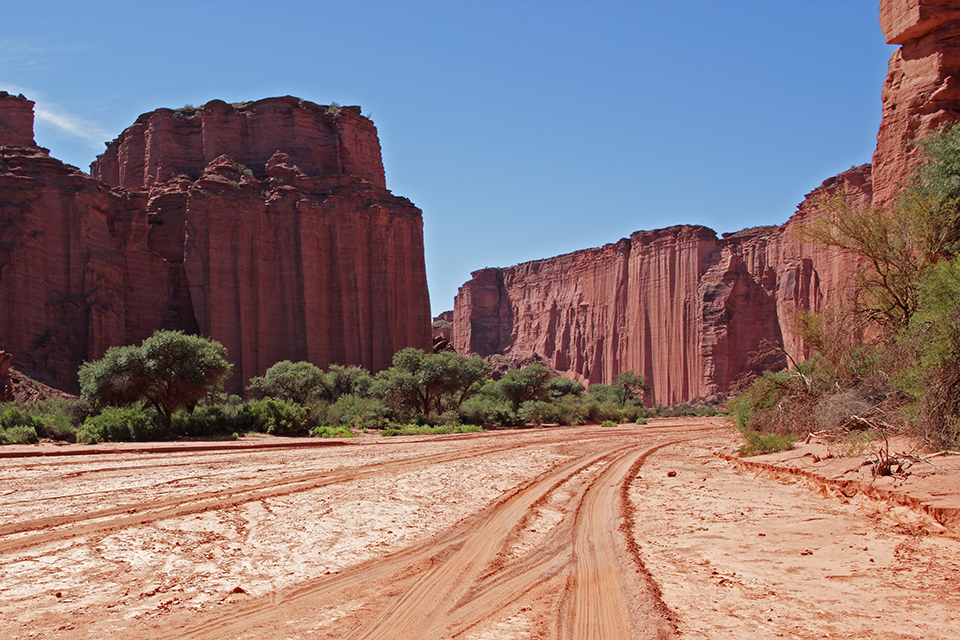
xmin=0 ymin=418 xmax=958 ymax=639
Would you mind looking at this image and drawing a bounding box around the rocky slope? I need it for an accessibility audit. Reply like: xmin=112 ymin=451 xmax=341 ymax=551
xmin=453 ymin=2 xmax=960 ymax=406
xmin=0 ymin=94 xmax=431 ymax=392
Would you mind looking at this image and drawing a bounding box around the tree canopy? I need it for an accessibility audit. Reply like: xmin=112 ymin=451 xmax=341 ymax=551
xmin=247 ymin=360 xmax=324 ymax=405
xmin=79 ymin=330 xmax=232 ymax=428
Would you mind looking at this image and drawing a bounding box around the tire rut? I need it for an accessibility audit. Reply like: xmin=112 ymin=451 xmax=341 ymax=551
xmin=144 ymin=431 xmax=713 ymax=640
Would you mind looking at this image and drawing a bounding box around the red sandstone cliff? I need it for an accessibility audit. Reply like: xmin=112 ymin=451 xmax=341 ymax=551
xmin=452 ymin=0 xmax=960 ymax=406
xmin=0 ymin=95 xmax=431 ymax=392
xmin=873 ymin=0 xmax=960 ymax=205
xmin=452 ymin=168 xmax=868 ymax=407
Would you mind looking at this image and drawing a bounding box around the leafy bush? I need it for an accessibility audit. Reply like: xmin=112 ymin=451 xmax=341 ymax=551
xmin=738 ymin=429 xmax=795 ymax=456
xmin=459 ymin=385 xmax=517 ymax=426
xmin=77 ymin=404 xmax=164 ymax=443
xmin=173 ymin=402 xmax=249 ymax=437
xmin=1 ymin=406 xmax=46 ymax=431
xmin=498 ymin=365 xmax=551 ymax=411
xmin=2 ymin=425 xmax=39 ymax=444
xmin=587 ymin=383 xmax=617 ymax=404
xmin=381 ymin=424 xmax=483 ymax=437
xmin=0 ymin=399 xmax=91 ymax=443
xmin=319 ymin=394 xmax=391 ymax=429
xmin=518 ymin=400 xmax=557 ymax=426
xmin=896 ymin=257 xmax=960 ymax=449
xmin=313 ymin=425 xmax=354 ymax=438
xmin=247 ymin=360 xmax=325 ymax=404
xmin=243 ymin=398 xmax=309 ymax=437
xmin=547 ymin=377 xmax=584 ymax=399
xmin=601 ymin=420 xmax=617 ymax=428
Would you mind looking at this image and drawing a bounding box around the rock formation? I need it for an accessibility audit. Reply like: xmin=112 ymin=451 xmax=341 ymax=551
xmin=453 ymin=1 xmax=960 ymax=406
xmin=452 ymin=168 xmax=867 ymax=406
xmin=0 ymin=350 xmax=12 ymax=402
xmin=873 ymin=0 xmax=960 ymax=205
xmin=0 ymin=95 xmax=431 ymax=393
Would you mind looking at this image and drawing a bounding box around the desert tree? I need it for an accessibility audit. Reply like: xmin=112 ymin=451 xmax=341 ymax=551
xmin=79 ymin=330 xmax=232 ymax=430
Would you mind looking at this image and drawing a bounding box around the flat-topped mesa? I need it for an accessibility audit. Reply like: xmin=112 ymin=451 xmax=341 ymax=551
xmin=91 ymin=97 xmax=386 ymax=191
xmin=873 ymin=0 xmax=960 ymax=206
xmin=0 ymin=92 xmax=36 ymax=147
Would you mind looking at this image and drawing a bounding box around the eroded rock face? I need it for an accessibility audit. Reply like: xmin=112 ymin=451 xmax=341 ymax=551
xmin=0 ymin=93 xmax=35 ymax=147
xmin=454 ymin=1 xmax=960 ymax=406
xmin=0 ymin=95 xmax=431 ymax=392
xmin=452 ymin=167 xmax=868 ymax=406
xmin=873 ymin=0 xmax=960 ymax=205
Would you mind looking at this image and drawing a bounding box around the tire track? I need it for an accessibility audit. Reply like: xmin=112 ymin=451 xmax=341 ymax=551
xmin=0 ymin=429 xmax=657 ymax=552
xmin=142 ymin=431 xmax=714 ymax=640
xmin=0 ymin=440 xmax=523 ymax=551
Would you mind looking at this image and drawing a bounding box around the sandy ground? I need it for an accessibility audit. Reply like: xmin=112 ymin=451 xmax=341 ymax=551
xmin=0 ymin=418 xmax=958 ymax=639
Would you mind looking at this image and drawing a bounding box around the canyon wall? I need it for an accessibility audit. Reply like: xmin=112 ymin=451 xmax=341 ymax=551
xmin=453 ymin=168 xmax=867 ymax=406
xmin=874 ymin=0 xmax=960 ymax=205
xmin=453 ymin=1 xmax=960 ymax=406
xmin=0 ymin=94 xmax=431 ymax=392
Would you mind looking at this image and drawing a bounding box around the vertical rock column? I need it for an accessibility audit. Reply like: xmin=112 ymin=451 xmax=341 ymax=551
xmin=873 ymin=0 xmax=960 ymax=206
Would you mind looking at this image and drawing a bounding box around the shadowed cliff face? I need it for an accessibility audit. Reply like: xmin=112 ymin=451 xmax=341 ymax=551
xmin=0 ymin=95 xmax=431 ymax=392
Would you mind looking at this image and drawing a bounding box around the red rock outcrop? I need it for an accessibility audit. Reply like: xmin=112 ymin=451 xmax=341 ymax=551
xmin=452 ymin=167 xmax=868 ymax=406
xmin=0 ymin=350 xmax=12 ymax=401
xmin=873 ymin=0 xmax=960 ymax=205
xmin=0 ymin=95 xmax=431 ymax=393
xmin=0 ymin=93 xmax=35 ymax=147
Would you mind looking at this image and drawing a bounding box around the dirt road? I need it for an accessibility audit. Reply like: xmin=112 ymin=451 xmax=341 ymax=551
xmin=0 ymin=418 xmax=958 ymax=639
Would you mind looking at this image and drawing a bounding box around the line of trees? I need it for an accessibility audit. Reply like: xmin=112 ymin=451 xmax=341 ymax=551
xmin=1 ymin=333 xmax=658 ymax=444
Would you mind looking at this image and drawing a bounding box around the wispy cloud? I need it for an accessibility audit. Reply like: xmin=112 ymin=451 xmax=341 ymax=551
xmin=33 ymin=105 xmax=109 ymax=146
xmin=0 ymin=81 xmax=109 ymax=148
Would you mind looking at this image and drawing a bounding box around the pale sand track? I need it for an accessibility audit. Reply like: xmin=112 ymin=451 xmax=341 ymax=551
xmin=1 ymin=418 xmax=958 ymax=639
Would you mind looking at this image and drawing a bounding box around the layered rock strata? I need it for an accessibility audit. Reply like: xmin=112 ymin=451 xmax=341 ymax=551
xmin=452 ymin=168 xmax=868 ymax=406
xmin=0 ymin=95 xmax=431 ymax=392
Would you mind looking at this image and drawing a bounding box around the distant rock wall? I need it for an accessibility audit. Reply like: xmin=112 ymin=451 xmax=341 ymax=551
xmin=0 ymin=95 xmax=431 ymax=392
xmin=452 ymin=168 xmax=869 ymax=406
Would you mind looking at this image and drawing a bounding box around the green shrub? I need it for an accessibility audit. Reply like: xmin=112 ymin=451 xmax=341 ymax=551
xmin=243 ymin=398 xmax=309 ymax=437
xmin=437 ymin=409 xmax=461 ymax=426
xmin=381 ymin=424 xmax=483 ymax=437
xmin=247 ymin=360 xmax=325 ymax=405
xmin=78 ymin=404 xmax=164 ymax=443
xmin=1 ymin=406 xmax=46 ymax=431
xmin=173 ymin=403 xmax=249 ymax=437
xmin=738 ymin=429 xmax=796 ymax=456
xmin=2 ymin=425 xmax=39 ymax=444
xmin=601 ymin=420 xmax=617 ymax=428
xmin=459 ymin=392 xmax=517 ymax=426
xmin=320 ymin=394 xmax=391 ymax=429
xmin=313 ymin=425 xmax=354 ymax=438
xmin=518 ymin=400 xmax=557 ymax=426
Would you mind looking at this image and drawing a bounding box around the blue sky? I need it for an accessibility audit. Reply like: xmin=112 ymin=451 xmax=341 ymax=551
xmin=2 ymin=1 xmax=895 ymax=316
